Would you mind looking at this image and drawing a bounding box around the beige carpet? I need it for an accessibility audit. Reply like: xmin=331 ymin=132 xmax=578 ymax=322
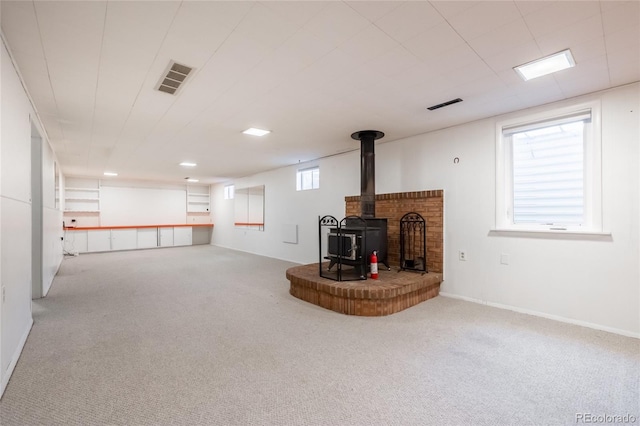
xmin=0 ymin=245 xmax=638 ymax=425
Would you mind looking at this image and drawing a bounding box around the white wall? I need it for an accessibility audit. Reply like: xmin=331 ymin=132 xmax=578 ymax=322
xmin=213 ymin=153 xmax=360 ymax=263
xmin=42 ymin=138 xmax=63 ymax=296
xmin=1 ymin=40 xmax=34 ymax=396
xmin=212 ymin=83 xmax=639 ymax=337
xmin=100 ymin=184 xmax=187 ymax=226
xmin=63 ymin=179 xmax=212 ymax=227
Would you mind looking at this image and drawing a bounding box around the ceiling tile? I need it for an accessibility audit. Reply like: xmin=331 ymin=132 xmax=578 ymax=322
xmin=39 ymin=22 xmax=103 ymax=68
xmin=535 ymin=14 xmax=604 ymax=56
xmin=374 ymin=2 xmax=444 ymax=43
xmin=274 ymin=28 xmax=335 ymax=68
xmin=447 ymin=1 xmax=522 ymax=39
xmin=338 ymin=24 xmax=398 ymax=63
xmin=430 ymin=1 xmax=477 ymax=19
xmin=513 ymin=1 xmax=551 ymax=16
xmin=233 ymin=3 xmax=300 ymax=51
xmin=1 ymin=1 xmax=42 ymax=53
xmin=524 ymin=1 xmax=601 ymax=38
xmin=368 ymin=45 xmax=420 ymax=78
xmin=263 ymin=1 xmax=328 ymax=27
xmin=556 ymin=57 xmax=611 ymax=98
xmin=304 ymin=1 xmax=371 ymax=47
xmin=345 ymin=1 xmax=404 ymax=22
xmin=467 ymin=19 xmax=534 ymax=58
xmin=604 ymin=24 xmax=640 ymax=56
xmin=607 ymin=50 xmax=640 ymax=86
xmin=402 ymin=21 xmax=466 ymax=61
xmin=102 ymin=1 xmax=180 ymax=52
xmin=158 ymin=3 xmax=236 ymax=69
xmin=484 ymin=40 xmax=542 ymax=74
xmin=34 ymin=1 xmax=107 ymax=35
xmin=424 ymin=43 xmax=483 ymax=77
xmin=602 ymin=1 xmax=640 ymax=33
xmin=7 ymin=49 xmax=49 ymax=79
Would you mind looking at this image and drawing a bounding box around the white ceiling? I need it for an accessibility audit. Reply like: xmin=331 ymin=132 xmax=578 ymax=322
xmin=1 ymin=1 xmax=639 ymax=184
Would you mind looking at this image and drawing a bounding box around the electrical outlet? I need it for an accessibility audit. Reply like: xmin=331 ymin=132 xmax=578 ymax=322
xmin=458 ymin=250 xmax=467 ymax=261
xmin=2 ymin=286 xmax=6 ymax=303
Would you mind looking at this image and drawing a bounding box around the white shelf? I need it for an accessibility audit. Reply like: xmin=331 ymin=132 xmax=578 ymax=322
xmin=187 ymin=185 xmax=210 ymax=213
xmin=64 ymin=178 xmax=101 ymax=213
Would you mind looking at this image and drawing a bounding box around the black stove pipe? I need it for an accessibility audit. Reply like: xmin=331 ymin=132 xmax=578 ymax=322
xmin=351 ymin=130 xmax=384 ymax=219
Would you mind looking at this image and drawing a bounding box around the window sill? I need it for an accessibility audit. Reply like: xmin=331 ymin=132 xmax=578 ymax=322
xmin=489 ymin=228 xmax=612 ymax=241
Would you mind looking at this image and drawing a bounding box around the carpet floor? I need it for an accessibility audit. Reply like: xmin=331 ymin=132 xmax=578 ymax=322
xmin=0 ymin=245 xmax=638 ymax=425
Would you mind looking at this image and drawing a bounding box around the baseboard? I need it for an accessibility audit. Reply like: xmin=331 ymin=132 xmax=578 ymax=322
xmin=439 ymin=292 xmax=639 ymax=339
xmin=43 ymin=255 xmax=64 ymax=297
xmin=0 ymin=317 xmax=34 ymax=399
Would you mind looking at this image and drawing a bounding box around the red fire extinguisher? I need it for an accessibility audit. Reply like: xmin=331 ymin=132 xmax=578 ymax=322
xmin=370 ymin=251 xmax=379 ymax=279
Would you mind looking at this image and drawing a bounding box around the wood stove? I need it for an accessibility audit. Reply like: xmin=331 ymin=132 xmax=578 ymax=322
xmin=318 ymin=130 xmax=389 ymax=281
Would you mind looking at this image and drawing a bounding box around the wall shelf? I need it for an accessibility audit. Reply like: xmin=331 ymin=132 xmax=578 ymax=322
xmin=187 ymin=185 xmax=210 ymax=213
xmin=64 ymin=178 xmax=100 ymax=213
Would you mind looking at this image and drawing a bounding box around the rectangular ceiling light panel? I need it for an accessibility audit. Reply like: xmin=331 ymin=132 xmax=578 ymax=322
xmin=514 ymin=49 xmax=575 ymax=81
xmin=156 ymin=61 xmax=194 ymax=95
xmin=243 ymin=127 xmax=271 ymax=137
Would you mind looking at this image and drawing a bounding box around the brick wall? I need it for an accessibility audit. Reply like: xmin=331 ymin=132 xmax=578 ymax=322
xmin=345 ymin=190 xmax=443 ymax=273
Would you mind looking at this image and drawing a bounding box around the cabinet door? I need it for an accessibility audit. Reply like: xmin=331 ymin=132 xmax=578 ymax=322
xmin=87 ymin=230 xmax=111 ymax=252
xmin=64 ymin=230 xmax=88 ymax=253
xmin=174 ymin=227 xmax=192 ymax=246
xmin=159 ymin=227 xmax=174 ymax=247
xmin=137 ymin=228 xmax=158 ymax=249
xmin=111 ymin=229 xmax=137 ymax=251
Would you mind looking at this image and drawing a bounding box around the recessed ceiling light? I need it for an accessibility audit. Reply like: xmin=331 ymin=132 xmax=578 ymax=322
xmin=103 ymin=172 xmax=118 ymax=177
xmin=243 ymin=127 xmax=271 ymax=137
xmin=514 ymin=49 xmax=575 ymax=81
xmin=180 ymin=162 xmax=197 ymax=167
xmin=186 ymin=178 xmax=199 ymax=183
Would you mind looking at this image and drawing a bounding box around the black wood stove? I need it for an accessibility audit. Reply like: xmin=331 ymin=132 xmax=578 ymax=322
xmin=319 ymin=130 xmax=389 ymax=281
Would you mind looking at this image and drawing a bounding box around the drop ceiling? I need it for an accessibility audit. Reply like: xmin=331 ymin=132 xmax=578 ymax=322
xmin=1 ymin=1 xmax=638 ymax=184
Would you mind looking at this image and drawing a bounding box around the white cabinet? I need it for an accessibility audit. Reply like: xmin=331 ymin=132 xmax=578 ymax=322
xmin=66 ymin=225 xmax=209 ymax=253
xmin=187 ymin=186 xmax=210 ymax=213
xmin=174 ymin=226 xmax=192 ymax=246
xmin=110 ymin=229 xmax=137 ymax=251
xmin=63 ymin=229 xmax=88 ymax=253
xmin=159 ymin=227 xmax=174 ymax=247
xmin=87 ymin=230 xmax=111 ymax=252
xmin=137 ymin=228 xmax=158 ymax=249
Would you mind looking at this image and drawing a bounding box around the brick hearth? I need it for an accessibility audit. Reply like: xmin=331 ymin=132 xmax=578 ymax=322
xmin=287 ymin=263 xmax=442 ymax=316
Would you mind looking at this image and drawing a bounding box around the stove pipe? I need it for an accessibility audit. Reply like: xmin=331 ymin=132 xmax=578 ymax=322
xmin=351 ymin=130 xmax=385 ymax=219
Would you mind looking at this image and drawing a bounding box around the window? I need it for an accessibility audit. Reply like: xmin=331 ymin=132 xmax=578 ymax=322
xmin=224 ymin=184 xmax=234 ymax=200
xmin=496 ymin=102 xmax=602 ymax=233
xmin=296 ymin=166 xmax=319 ymax=191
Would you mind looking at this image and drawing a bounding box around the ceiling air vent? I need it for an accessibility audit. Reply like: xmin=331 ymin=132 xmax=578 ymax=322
xmin=156 ymin=61 xmax=193 ymax=95
xmin=427 ymin=98 xmax=463 ymax=111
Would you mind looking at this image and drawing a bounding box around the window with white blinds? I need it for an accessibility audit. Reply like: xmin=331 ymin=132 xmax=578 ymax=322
xmin=496 ymin=103 xmax=602 ymax=233
xmin=296 ymin=166 xmax=319 ymax=191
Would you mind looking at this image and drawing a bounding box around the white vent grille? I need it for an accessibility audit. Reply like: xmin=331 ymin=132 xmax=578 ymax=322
xmin=156 ymin=61 xmax=193 ymax=95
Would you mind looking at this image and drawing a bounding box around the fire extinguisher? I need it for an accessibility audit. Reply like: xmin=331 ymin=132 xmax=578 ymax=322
xmin=370 ymin=251 xmax=379 ymax=279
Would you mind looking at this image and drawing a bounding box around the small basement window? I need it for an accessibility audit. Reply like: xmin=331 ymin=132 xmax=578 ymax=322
xmin=496 ymin=102 xmax=602 ymax=233
xmin=224 ymin=184 xmax=234 ymax=200
xmin=296 ymin=166 xmax=319 ymax=191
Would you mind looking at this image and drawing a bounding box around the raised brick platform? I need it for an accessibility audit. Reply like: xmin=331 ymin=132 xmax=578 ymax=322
xmin=286 ymin=263 xmax=442 ymax=316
